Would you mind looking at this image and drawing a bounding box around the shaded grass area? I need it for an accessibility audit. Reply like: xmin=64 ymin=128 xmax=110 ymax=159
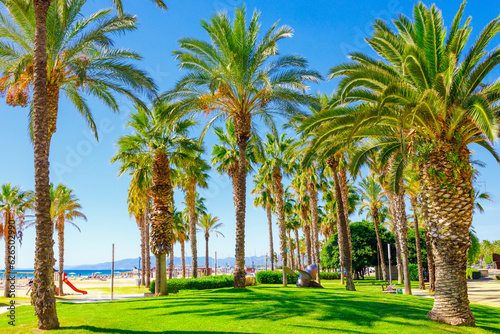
xmin=2 ymin=284 xmax=499 ymax=333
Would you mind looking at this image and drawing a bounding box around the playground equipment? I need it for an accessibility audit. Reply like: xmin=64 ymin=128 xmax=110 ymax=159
xmin=62 ymin=273 xmax=87 ymax=294
xmin=283 ymin=264 xmax=323 ymax=288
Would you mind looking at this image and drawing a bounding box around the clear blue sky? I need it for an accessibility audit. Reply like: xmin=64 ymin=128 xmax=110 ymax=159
xmin=2 ymin=0 xmax=500 ymax=268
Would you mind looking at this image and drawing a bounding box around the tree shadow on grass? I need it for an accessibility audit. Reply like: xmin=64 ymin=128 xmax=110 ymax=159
xmin=125 ymin=286 xmax=500 ymax=333
xmin=61 ymin=326 xmax=246 ymax=334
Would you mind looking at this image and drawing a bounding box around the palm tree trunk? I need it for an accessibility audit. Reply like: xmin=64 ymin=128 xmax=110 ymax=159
xmin=386 ymin=197 xmax=403 ymax=284
xmin=339 ymin=165 xmax=352 ymax=256
xmin=266 ymin=203 xmax=274 ymax=271
xmin=393 ymin=184 xmax=412 ymax=295
xmin=421 ymin=145 xmax=474 ymax=326
xmin=410 ymin=195 xmax=425 ymax=290
xmin=140 ymin=217 xmax=146 ymax=286
xmin=187 ymin=182 xmax=197 ymax=278
xmin=308 ymin=179 xmax=320 ymax=282
xmin=327 ymin=156 xmax=355 ymax=291
xmin=168 ymin=243 xmax=174 ymax=279
xmin=150 ymin=152 xmax=174 ymax=296
xmin=302 ymin=218 xmax=312 ymax=266
xmin=58 ymin=220 xmax=64 ymax=296
xmin=145 ymin=201 xmax=151 ymax=288
xmin=4 ymin=213 xmax=12 ymax=298
xmin=181 ymin=240 xmax=186 ymax=278
xmin=419 ymin=194 xmax=435 ymax=292
xmin=372 ymin=207 xmax=387 ymax=281
xmin=287 ymin=230 xmax=294 ymax=268
xmin=205 ymin=234 xmax=210 ymax=276
xmin=294 ymin=228 xmax=301 ymax=269
xmin=32 ymin=0 xmax=59 ymax=329
xmin=272 ymin=166 xmax=287 ymax=286
xmin=233 ymin=139 xmax=248 ymax=288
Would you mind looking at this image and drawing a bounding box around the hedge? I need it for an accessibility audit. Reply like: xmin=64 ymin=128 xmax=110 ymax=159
xmin=496 ymin=275 xmax=500 ymax=281
xmin=320 ymin=272 xmax=340 ymax=280
xmin=149 ymin=275 xmax=234 ymax=294
xmin=466 ymin=268 xmax=480 ymax=279
xmin=408 ymin=263 xmax=419 ymax=281
xmin=256 ymin=270 xmax=298 ymax=284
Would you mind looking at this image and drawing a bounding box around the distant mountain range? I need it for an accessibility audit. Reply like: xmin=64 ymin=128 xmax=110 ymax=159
xmin=65 ymin=255 xmax=274 ymax=270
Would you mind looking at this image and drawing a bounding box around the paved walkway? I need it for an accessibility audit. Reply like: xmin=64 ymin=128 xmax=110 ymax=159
xmin=0 ymin=294 xmax=148 ymax=314
xmin=414 ymin=276 xmax=500 ymax=308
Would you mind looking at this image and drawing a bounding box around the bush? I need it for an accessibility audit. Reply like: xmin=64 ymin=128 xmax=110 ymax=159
xmin=485 ymin=254 xmax=493 ymax=264
xmin=466 ymin=268 xmax=480 ymax=279
xmin=496 ymin=275 xmax=500 ymax=281
xmin=255 ymin=270 xmax=298 ymax=284
xmin=408 ymin=263 xmax=419 ymax=281
xmin=148 ymin=275 xmax=234 ymax=294
xmin=320 ymin=272 xmax=340 ymax=280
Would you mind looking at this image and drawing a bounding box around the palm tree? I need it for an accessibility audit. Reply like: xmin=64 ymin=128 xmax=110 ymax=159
xmin=177 ymin=153 xmax=209 ymax=278
xmin=197 ymin=214 xmax=224 ymax=276
xmin=252 ymin=167 xmax=275 ymax=271
xmin=358 ymin=175 xmax=389 ymax=281
xmin=260 ymin=133 xmax=295 ymax=285
xmin=111 ymin=102 xmax=198 ymax=295
xmin=172 ymin=5 xmax=320 ymax=287
xmin=0 ymin=184 xmax=33 ymax=297
xmin=48 ymin=184 xmax=86 ymax=296
xmin=9 ymin=0 xmax=159 ymax=327
xmin=324 ymin=2 xmax=500 ymax=325
xmin=174 ymin=211 xmax=190 ymax=278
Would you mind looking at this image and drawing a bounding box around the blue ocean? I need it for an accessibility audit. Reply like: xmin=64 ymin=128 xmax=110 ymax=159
xmin=1 ymin=269 xmax=134 ymax=279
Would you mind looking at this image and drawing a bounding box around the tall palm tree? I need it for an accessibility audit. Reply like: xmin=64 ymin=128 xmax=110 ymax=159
xmin=0 ymin=184 xmax=33 ymax=297
xmin=111 ymin=102 xmax=198 ymax=295
xmin=197 ymin=214 xmax=224 ymax=276
xmin=358 ymin=175 xmax=389 ymax=281
xmin=260 ymin=133 xmax=295 ymax=285
xmin=175 ymin=210 xmax=189 ymax=278
xmin=177 ymin=153 xmax=209 ymax=278
xmin=172 ymin=5 xmax=320 ymax=287
xmin=252 ymin=167 xmax=275 ymax=271
xmin=49 ymin=184 xmax=86 ymax=296
xmin=9 ymin=0 xmax=159 ymax=327
xmin=323 ymin=2 xmax=500 ymax=325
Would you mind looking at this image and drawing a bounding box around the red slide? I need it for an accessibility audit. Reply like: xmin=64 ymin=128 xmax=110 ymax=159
xmin=63 ymin=273 xmax=88 ymax=294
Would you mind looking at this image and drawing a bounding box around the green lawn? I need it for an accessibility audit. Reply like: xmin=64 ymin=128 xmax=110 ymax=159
xmin=2 ymin=284 xmax=499 ymax=333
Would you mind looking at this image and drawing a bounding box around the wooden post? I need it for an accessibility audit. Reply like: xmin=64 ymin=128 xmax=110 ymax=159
xmin=111 ymin=243 xmax=115 ymax=301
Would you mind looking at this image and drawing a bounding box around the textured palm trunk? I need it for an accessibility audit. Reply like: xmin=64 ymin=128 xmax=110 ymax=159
xmin=150 ymin=152 xmax=173 ymax=296
xmin=3 ymin=213 xmax=12 ymax=298
xmin=272 ymin=167 xmax=287 ymax=286
xmin=57 ymin=219 xmax=65 ymax=296
xmin=327 ymin=157 xmax=355 ymax=291
xmin=371 ymin=207 xmax=387 ymax=281
xmin=32 ymin=0 xmax=59 ymax=329
xmin=233 ymin=138 xmax=249 ymax=288
xmin=181 ymin=240 xmax=186 ymax=278
xmin=339 ymin=165 xmax=352 ymax=255
xmin=205 ymin=234 xmax=209 ymax=276
xmin=140 ymin=216 xmax=146 ymax=286
xmin=425 ymin=227 xmax=436 ymax=292
xmin=168 ymin=243 xmax=174 ymax=279
xmin=421 ymin=145 xmax=474 ymax=326
xmin=294 ymin=228 xmax=302 ymax=269
xmin=186 ymin=181 xmax=197 ymax=278
xmin=386 ymin=197 xmax=403 ymax=284
xmin=308 ymin=179 xmax=320 ymax=282
xmin=266 ymin=203 xmax=275 ymax=271
xmin=393 ymin=184 xmax=412 ymax=295
xmin=410 ymin=195 xmax=425 ymax=290
xmin=287 ymin=230 xmax=295 ymax=268
xmin=303 ymin=222 xmax=312 ymax=265
xmin=145 ymin=201 xmax=151 ymax=288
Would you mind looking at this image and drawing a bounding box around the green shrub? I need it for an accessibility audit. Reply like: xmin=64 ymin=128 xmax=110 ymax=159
xmin=320 ymin=272 xmax=340 ymax=280
xmin=485 ymin=255 xmax=493 ymax=264
xmin=255 ymin=271 xmax=298 ymax=284
xmin=408 ymin=263 xmax=419 ymax=281
xmin=496 ymin=275 xmax=500 ymax=281
xmin=148 ymin=275 xmax=234 ymax=294
xmin=466 ymin=268 xmax=480 ymax=279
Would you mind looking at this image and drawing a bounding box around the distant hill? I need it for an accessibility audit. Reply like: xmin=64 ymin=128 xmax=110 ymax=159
xmin=65 ymin=255 xmax=272 ymax=270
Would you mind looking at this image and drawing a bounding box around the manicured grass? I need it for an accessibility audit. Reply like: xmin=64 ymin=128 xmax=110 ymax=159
xmin=81 ymin=286 xmax=150 ymax=295
xmin=2 ymin=284 xmax=499 ymax=333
